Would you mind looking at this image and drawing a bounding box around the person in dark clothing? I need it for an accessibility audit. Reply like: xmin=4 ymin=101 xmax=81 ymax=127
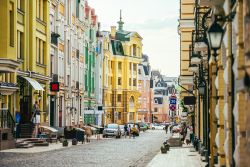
xmin=165 ymin=124 xmax=169 ymax=134
xmin=124 ymin=124 xmax=128 ymax=138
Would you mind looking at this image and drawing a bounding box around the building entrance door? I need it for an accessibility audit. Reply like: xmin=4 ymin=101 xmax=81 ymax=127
xmin=20 ymin=96 xmax=31 ymax=123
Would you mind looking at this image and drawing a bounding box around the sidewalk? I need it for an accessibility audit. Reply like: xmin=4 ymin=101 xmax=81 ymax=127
xmin=147 ymin=145 xmax=206 ymax=167
xmin=0 ymin=135 xmax=110 ymax=154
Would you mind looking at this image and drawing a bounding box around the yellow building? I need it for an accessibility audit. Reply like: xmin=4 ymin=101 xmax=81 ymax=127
xmin=103 ymin=13 xmax=142 ymax=125
xmin=0 ymin=0 xmax=50 ymax=140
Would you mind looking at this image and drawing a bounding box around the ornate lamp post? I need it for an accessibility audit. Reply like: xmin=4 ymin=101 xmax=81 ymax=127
xmin=207 ymin=20 xmax=224 ymax=57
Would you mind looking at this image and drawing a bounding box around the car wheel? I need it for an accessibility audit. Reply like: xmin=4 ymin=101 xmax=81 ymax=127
xmin=152 ymin=127 xmax=155 ymax=130
xmin=163 ymin=127 xmax=165 ymax=130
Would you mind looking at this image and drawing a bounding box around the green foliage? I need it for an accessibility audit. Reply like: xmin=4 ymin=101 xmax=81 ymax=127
xmin=179 ymin=99 xmax=188 ymax=112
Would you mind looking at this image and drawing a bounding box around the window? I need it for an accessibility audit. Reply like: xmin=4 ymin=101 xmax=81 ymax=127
xmin=117 ymin=94 xmax=121 ymax=102
xmin=67 ymin=40 xmax=71 ymax=64
xmin=133 ymin=44 xmax=137 ymax=56
xmin=17 ymin=0 xmax=25 ymax=11
xmin=133 ymin=79 xmax=137 ymax=86
xmin=118 ymin=77 xmax=121 ymax=85
xmin=154 ymin=108 xmax=158 ymax=112
xmin=36 ymin=38 xmax=45 ymax=64
xmin=129 ymin=78 xmax=131 ymax=86
xmin=133 ymin=64 xmax=137 ymax=71
xmin=36 ymin=0 xmax=45 ymax=21
xmin=17 ymin=31 xmax=24 ymax=59
xmin=129 ymin=63 xmax=132 ymax=70
xmin=9 ymin=2 xmax=14 ymax=47
xmin=85 ymin=74 xmax=88 ymax=91
xmin=118 ymin=112 xmax=121 ymax=120
xmin=111 ymin=61 xmax=113 ymax=69
xmin=110 ymin=94 xmax=112 ymax=102
xmin=138 ymin=69 xmax=141 ymax=74
xmin=118 ymin=62 xmax=122 ymax=70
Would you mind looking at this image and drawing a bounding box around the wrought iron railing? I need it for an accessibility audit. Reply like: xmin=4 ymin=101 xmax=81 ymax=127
xmin=0 ymin=109 xmax=15 ymax=135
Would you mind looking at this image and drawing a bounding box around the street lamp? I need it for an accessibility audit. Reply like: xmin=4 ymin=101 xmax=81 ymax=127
xmin=198 ymin=80 xmax=206 ymax=95
xmin=207 ymin=20 xmax=224 ymax=56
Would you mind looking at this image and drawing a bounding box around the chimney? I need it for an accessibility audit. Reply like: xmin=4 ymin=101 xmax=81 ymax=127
xmin=111 ymin=26 xmax=116 ymax=38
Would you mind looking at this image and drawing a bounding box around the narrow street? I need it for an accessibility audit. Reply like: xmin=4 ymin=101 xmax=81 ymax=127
xmin=0 ymin=130 xmax=168 ymax=167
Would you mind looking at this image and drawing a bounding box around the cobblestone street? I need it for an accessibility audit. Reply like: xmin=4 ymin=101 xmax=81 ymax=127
xmin=0 ymin=130 xmax=168 ymax=167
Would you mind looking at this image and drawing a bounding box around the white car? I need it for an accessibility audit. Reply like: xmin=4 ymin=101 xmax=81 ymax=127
xmin=151 ymin=123 xmax=165 ymax=130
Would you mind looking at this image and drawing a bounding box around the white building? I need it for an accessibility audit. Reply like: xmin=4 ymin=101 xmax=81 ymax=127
xmin=49 ymin=0 xmax=86 ymax=128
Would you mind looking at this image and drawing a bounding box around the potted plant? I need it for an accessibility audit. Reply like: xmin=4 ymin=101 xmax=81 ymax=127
xmin=161 ymin=146 xmax=167 ymax=154
xmin=164 ymin=143 xmax=170 ymax=151
xmin=72 ymin=138 xmax=78 ymax=145
xmin=62 ymin=139 xmax=68 ymax=147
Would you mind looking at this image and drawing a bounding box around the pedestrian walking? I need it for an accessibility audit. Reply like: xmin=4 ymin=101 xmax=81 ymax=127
xmin=185 ymin=126 xmax=191 ymax=145
xmin=165 ymin=124 xmax=169 ymax=134
xmin=83 ymin=125 xmax=92 ymax=143
xmin=128 ymin=125 xmax=131 ymax=138
xmin=131 ymin=125 xmax=137 ymax=139
xmin=124 ymin=124 xmax=128 ymax=138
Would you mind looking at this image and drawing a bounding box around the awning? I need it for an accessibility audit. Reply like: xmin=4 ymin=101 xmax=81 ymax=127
xmin=23 ymin=77 xmax=44 ymax=91
xmin=40 ymin=126 xmax=58 ymax=133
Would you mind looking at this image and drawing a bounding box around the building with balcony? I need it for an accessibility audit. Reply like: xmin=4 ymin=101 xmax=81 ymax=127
xmin=49 ymin=0 xmax=85 ymax=128
xmin=102 ymin=11 xmax=142 ymax=124
xmin=151 ymin=70 xmax=172 ymax=123
xmin=4 ymin=0 xmax=51 ymax=139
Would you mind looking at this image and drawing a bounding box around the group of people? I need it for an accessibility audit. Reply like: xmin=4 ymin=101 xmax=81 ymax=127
xmin=168 ymin=122 xmax=194 ymax=145
xmin=124 ymin=124 xmax=138 ymax=139
xmin=179 ymin=123 xmax=193 ymax=145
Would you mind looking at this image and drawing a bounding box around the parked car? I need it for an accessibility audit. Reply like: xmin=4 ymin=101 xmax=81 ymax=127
xmin=138 ymin=122 xmax=148 ymax=132
xmin=103 ymin=124 xmax=121 ymax=138
xmin=119 ymin=125 xmax=125 ymax=136
xmin=151 ymin=123 xmax=165 ymax=130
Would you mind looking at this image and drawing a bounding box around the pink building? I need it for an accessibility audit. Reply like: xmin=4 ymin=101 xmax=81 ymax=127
xmin=137 ymin=55 xmax=153 ymax=122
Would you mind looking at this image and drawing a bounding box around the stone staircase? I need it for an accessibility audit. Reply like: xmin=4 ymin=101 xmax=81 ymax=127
xmin=18 ymin=123 xmax=35 ymax=138
xmin=16 ymin=138 xmax=49 ymax=148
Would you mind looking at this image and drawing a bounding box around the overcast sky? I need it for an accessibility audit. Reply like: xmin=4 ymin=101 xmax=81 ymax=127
xmin=89 ymin=0 xmax=180 ymax=77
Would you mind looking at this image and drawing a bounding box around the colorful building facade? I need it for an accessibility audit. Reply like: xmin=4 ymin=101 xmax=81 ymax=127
xmin=103 ymin=12 xmax=142 ymax=125
xmin=137 ymin=55 xmax=153 ymax=122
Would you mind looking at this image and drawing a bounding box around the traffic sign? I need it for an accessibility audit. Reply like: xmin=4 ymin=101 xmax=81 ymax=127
xmin=170 ymin=98 xmax=177 ymax=105
xmin=169 ymin=105 xmax=176 ymax=111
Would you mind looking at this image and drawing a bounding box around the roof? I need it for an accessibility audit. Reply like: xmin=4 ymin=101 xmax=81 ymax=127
xmin=115 ymin=30 xmax=143 ymax=41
